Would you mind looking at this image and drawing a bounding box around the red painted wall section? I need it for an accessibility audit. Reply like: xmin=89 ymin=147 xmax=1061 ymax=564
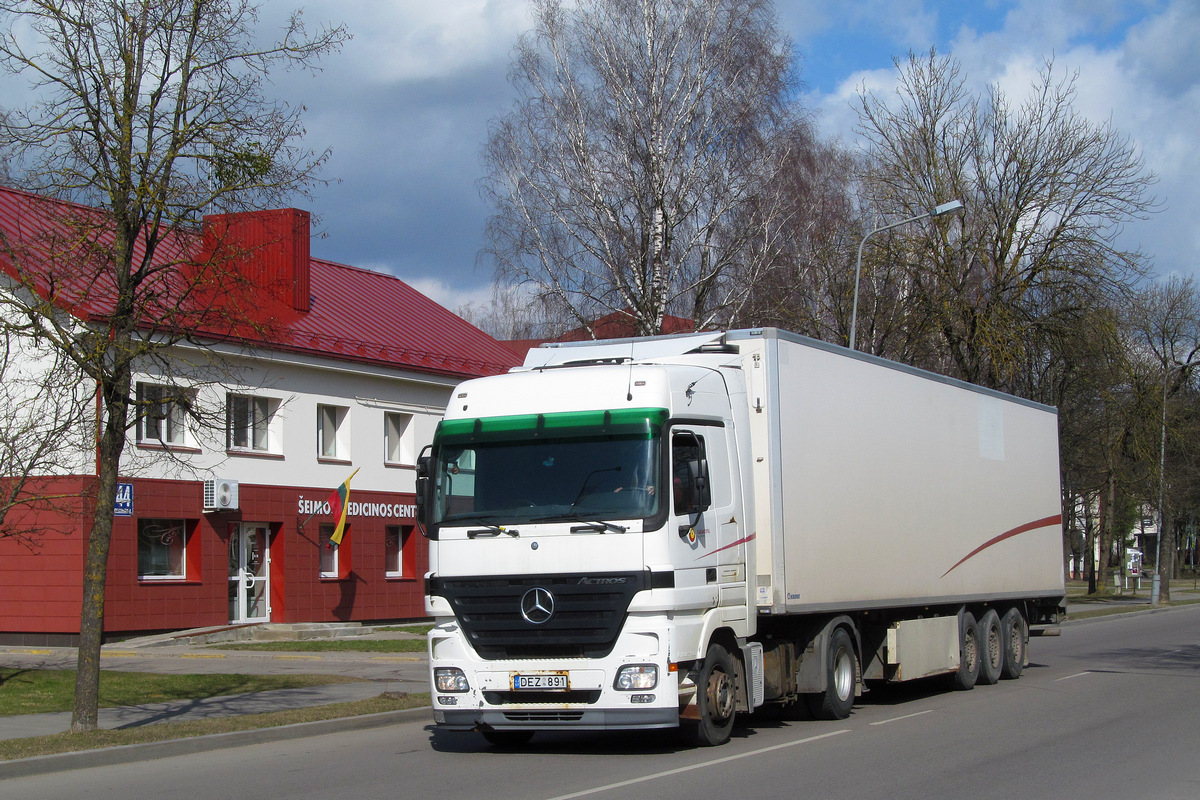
xmin=0 ymin=476 xmax=90 ymax=635
xmin=0 ymin=477 xmax=427 ymax=639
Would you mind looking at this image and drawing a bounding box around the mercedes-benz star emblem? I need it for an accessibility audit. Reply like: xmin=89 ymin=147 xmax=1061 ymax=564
xmin=520 ymin=587 xmax=555 ymax=624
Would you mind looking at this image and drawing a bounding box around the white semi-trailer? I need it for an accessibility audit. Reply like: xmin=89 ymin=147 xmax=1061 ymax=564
xmin=418 ymin=328 xmax=1065 ymax=746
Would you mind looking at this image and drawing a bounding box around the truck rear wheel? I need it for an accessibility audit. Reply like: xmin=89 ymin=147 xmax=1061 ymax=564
xmin=1000 ymin=607 xmax=1027 ymax=680
xmin=686 ymin=643 xmax=738 ymax=747
xmin=805 ymin=627 xmax=856 ymax=720
xmin=977 ymin=609 xmax=1003 ymax=685
xmin=949 ymin=611 xmax=980 ymax=691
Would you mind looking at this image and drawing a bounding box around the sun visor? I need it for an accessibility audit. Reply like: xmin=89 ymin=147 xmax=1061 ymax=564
xmin=521 ymin=331 xmax=728 ymax=369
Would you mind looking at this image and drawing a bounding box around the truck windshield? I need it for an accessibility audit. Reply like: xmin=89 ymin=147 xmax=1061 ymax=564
xmin=429 ymin=408 xmax=667 ymax=527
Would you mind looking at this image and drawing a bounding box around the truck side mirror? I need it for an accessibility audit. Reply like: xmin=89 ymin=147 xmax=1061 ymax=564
xmin=693 ymin=459 xmax=712 ymax=510
xmin=415 ymin=447 xmax=436 ymax=538
xmin=677 ymin=459 xmax=711 ymax=515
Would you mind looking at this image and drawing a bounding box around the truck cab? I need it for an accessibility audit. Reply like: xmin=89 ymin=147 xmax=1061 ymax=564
xmin=419 ymin=337 xmax=756 ymax=745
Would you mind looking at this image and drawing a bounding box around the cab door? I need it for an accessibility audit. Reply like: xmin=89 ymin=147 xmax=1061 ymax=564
xmin=669 ymin=426 xmax=745 ymax=609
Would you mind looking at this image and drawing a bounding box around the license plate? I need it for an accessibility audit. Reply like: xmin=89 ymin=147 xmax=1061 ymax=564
xmin=512 ymin=672 xmax=569 ymax=691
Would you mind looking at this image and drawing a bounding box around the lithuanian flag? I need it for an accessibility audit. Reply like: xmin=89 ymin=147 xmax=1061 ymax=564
xmin=326 ymin=468 xmax=359 ymax=547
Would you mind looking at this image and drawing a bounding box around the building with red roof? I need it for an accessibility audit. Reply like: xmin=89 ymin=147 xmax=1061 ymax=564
xmin=0 ymin=186 xmax=521 ymax=643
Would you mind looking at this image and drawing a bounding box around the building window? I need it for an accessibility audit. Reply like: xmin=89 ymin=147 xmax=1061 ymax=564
xmin=227 ymin=394 xmax=273 ymax=452
xmin=384 ymin=412 xmax=413 ymax=464
xmin=319 ymin=523 xmax=342 ymax=578
xmin=138 ymin=519 xmax=187 ymax=579
xmin=137 ymin=383 xmax=191 ymax=446
xmin=385 ymin=525 xmax=413 ymax=578
xmin=318 ymin=404 xmax=350 ymax=460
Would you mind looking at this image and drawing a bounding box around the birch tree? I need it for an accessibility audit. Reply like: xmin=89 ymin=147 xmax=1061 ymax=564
xmin=481 ymin=0 xmax=802 ymax=336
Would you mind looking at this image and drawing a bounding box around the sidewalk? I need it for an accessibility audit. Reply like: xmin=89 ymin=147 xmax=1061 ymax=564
xmin=0 ymin=624 xmax=431 ymax=745
xmin=1064 ymin=581 xmax=1200 ymax=618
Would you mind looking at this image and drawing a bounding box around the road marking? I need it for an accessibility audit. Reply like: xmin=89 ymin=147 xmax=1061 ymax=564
xmin=870 ymin=710 xmax=934 ymax=726
xmin=101 ymin=651 xmax=138 ymax=658
xmin=540 ymin=730 xmax=851 ymax=800
xmin=179 ymin=653 xmax=227 ymax=659
xmin=1054 ymin=671 xmax=1092 ymax=682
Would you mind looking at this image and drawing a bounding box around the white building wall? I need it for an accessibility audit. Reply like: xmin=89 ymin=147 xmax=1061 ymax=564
xmin=123 ymin=342 xmax=457 ymax=496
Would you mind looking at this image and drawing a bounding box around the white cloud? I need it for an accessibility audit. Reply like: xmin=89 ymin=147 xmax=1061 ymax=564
xmin=405 ymin=276 xmax=497 ymax=313
xmin=806 ymin=0 xmax=1200 ymax=276
xmin=306 ymin=0 xmax=532 ymax=84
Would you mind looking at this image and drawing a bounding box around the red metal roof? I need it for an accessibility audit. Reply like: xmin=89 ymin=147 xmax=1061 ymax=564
xmin=0 ymin=186 xmax=520 ymax=378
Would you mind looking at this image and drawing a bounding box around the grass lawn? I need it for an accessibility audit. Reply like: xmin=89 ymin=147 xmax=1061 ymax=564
xmin=0 ymin=669 xmax=362 ymax=716
xmin=0 ymin=692 xmax=429 ymax=762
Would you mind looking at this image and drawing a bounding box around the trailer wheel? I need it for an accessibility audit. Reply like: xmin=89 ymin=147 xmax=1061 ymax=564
xmin=686 ymin=643 xmax=738 ymax=747
xmin=806 ymin=627 xmax=857 ymax=720
xmin=949 ymin=611 xmax=980 ymax=691
xmin=1000 ymin=608 xmax=1027 ymax=680
xmin=481 ymin=730 xmax=535 ymax=748
xmin=977 ymin=609 xmax=1003 ymax=685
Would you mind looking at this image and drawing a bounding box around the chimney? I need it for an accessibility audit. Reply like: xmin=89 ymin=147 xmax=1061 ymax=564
xmin=202 ymin=208 xmax=311 ymax=311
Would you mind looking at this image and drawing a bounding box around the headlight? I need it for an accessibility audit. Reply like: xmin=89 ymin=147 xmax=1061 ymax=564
xmin=614 ymin=664 xmax=658 ymax=690
xmin=434 ymin=667 xmax=470 ymax=692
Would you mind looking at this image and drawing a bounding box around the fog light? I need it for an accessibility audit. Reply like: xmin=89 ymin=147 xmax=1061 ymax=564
xmin=434 ymin=667 xmax=470 ymax=692
xmin=614 ymin=664 xmax=658 ymax=690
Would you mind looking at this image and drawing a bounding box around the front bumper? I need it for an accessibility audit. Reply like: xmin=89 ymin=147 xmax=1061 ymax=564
xmin=429 ymin=621 xmax=687 ymax=731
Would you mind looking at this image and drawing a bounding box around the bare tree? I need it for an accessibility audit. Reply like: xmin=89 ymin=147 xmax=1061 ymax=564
xmin=456 ymin=284 xmax=576 ymax=343
xmin=855 ymin=50 xmax=1156 ymax=390
xmin=481 ymin=0 xmax=802 ymax=336
xmin=1123 ymin=277 xmax=1200 ymax=600
xmin=0 ymin=0 xmax=347 ymax=732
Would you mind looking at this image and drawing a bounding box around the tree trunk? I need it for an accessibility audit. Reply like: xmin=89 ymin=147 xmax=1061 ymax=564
xmin=1085 ymin=497 xmax=1097 ymax=594
xmin=70 ymin=370 xmax=130 ymax=732
xmin=1098 ymin=474 xmax=1117 ymax=593
xmin=1159 ymin=507 xmax=1175 ymax=603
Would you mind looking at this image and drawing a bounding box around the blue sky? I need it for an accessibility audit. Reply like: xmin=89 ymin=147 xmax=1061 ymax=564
xmin=19 ymin=1 xmax=1197 ymax=313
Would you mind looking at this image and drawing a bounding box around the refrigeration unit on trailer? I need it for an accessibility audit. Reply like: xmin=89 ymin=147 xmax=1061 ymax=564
xmin=417 ymin=328 xmax=1065 ymax=746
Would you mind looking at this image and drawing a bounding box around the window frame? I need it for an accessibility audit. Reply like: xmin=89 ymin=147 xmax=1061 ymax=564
xmin=136 ymin=382 xmax=191 ymax=447
xmin=227 ymin=393 xmax=275 ymax=453
xmin=384 ymin=411 xmax=414 ymax=465
xmin=318 ymin=522 xmax=352 ymax=579
xmin=318 ymin=403 xmax=350 ymax=461
xmin=137 ymin=518 xmax=189 ymax=580
xmin=384 ymin=524 xmax=415 ymax=578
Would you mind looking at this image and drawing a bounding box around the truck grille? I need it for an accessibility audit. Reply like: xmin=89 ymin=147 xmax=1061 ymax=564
xmin=429 ymin=572 xmax=648 ymax=659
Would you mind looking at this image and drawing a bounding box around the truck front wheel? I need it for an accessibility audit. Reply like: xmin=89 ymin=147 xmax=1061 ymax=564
xmin=687 ymin=643 xmax=738 ymax=747
xmin=805 ymin=627 xmax=856 ymax=720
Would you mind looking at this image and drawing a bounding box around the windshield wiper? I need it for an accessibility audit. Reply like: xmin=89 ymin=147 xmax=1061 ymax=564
xmin=467 ymin=524 xmax=520 ymax=539
xmin=446 ymin=516 xmax=520 ymax=538
xmin=569 ymin=519 xmax=628 ymax=534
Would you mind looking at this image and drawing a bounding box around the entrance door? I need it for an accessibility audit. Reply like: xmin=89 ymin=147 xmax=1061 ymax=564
xmin=229 ymin=523 xmax=271 ymax=623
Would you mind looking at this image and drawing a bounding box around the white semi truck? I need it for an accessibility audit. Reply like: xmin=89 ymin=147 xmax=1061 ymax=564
xmin=417 ymin=328 xmax=1065 ymax=746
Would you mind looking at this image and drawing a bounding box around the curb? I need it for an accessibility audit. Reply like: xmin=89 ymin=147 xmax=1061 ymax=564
xmin=1061 ymin=599 xmax=1200 ymax=626
xmin=0 ymin=706 xmax=430 ymax=780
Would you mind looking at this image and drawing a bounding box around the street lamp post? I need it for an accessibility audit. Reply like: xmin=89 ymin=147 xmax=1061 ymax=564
xmin=849 ymin=199 xmax=964 ymax=352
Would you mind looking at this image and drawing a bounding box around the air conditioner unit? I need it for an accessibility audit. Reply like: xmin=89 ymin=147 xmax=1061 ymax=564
xmin=203 ymin=478 xmax=239 ymax=512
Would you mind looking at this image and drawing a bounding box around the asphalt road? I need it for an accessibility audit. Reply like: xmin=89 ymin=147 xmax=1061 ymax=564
xmin=7 ymin=606 xmax=1199 ymax=800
